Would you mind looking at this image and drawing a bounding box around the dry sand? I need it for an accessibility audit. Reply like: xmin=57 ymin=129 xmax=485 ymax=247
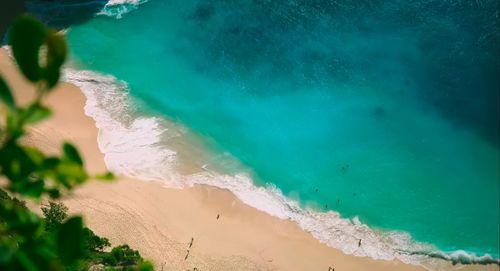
xmin=1 ymin=49 xmax=496 ymax=271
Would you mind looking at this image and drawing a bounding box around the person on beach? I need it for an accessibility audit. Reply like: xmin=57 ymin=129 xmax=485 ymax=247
xmin=216 ymin=214 xmax=220 ymax=220
xmin=189 ymin=237 xmax=194 ymax=248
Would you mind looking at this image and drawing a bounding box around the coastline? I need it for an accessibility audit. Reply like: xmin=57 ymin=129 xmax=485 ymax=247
xmin=1 ymin=48 xmax=497 ymax=271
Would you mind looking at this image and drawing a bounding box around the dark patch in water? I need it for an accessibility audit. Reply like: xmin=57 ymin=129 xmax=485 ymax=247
xmin=182 ymin=0 xmax=499 ymax=147
xmin=373 ymin=107 xmax=386 ymax=118
xmin=192 ymin=2 xmax=214 ymax=21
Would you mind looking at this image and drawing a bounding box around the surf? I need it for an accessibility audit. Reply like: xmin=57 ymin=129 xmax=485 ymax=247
xmin=62 ymin=0 xmax=500 ymax=269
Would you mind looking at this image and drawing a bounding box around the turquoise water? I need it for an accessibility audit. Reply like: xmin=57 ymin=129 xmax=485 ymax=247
xmin=66 ymin=0 xmax=499 ymax=261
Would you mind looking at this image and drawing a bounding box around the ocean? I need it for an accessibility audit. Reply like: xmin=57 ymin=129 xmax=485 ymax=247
xmin=62 ymin=0 xmax=499 ymax=268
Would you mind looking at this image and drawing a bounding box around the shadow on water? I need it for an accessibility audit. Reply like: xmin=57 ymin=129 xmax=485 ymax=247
xmin=1 ymin=0 xmax=108 ymax=43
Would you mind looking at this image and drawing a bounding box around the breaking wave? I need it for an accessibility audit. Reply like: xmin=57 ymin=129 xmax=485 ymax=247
xmin=62 ymin=68 xmax=500 ymax=271
xmin=98 ymin=0 xmax=149 ymax=19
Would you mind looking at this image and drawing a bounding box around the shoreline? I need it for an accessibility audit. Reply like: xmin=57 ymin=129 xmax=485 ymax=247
xmin=1 ymin=48 xmax=497 ymax=271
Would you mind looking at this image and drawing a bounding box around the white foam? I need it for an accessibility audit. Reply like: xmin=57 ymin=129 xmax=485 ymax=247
xmin=63 ymin=69 xmax=183 ymax=186
xmin=1 ymin=45 xmax=12 ymax=57
xmin=98 ymin=0 xmax=149 ymax=19
xmin=62 ymin=68 xmax=499 ymax=270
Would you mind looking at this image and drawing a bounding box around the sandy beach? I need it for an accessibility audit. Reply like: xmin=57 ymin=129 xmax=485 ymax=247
xmin=1 ymin=48 xmax=496 ymax=271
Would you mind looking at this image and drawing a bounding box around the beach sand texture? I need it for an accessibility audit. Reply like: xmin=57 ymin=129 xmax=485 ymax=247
xmin=1 ymin=49 xmax=496 ymax=271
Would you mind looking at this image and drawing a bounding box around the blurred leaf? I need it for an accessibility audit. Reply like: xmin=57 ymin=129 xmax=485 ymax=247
xmin=21 ymin=179 xmax=45 ymax=198
xmin=0 ymin=141 xmax=37 ymax=181
xmin=0 ymin=15 xmax=151 ymax=271
xmin=56 ymin=161 xmax=87 ymax=185
xmin=63 ymin=143 xmax=83 ymax=166
xmin=48 ymin=160 xmax=87 ymax=190
xmin=137 ymin=261 xmax=154 ymax=271
xmin=41 ymin=157 xmax=60 ymax=170
xmin=95 ymin=172 xmax=115 ymax=181
xmin=23 ymin=146 xmax=46 ymax=165
xmin=24 ymin=104 xmax=52 ymax=124
xmin=57 ymin=216 xmax=83 ymax=265
xmin=9 ymin=14 xmax=46 ymax=82
xmin=0 ymin=76 xmax=15 ymax=110
xmin=5 ymin=110 xmax=24 ymax=139
xmin=47 ymin=188 xmax=61 ymax=199
xmin=44 ymin=30 xmax=67 ymax=89
xmin=14 ymin=250 xmax=39 ymax=271
xmin=0 ymin=234 xmax=18 ymax=263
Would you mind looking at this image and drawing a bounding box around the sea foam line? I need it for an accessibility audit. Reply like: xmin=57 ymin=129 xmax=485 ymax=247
xmin=98 ymin=0 xmax=149 ymax=19
xmin=62 ymin=68 xmax=499 ymax=271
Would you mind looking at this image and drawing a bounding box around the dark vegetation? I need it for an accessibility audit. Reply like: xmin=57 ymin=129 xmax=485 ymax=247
xmin=0 ymin=15 xmax=153 ymax=270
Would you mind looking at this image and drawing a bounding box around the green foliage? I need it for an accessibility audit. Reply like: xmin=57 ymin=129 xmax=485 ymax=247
xmin=8 ymin=14 xmax=46 ymax=82
xmin=63 ymin=143 xmax=83 ymax=166
xmin=0 ymin=76 xmax=15 ymax=110
xmin=1 ymin=13 xmax=108 ymax=197
xmin=44 ymin=30 xmax=68 ymax=88
xmin=41 ymin=201 xmax=68 ymax=231
xmin=0 ymin=14 xmax=151 ymax=271
xmin=82 ymin=227 xmax=110 ymax=252
xmin=57 ymin=217 xmax=84 ymax=265
xmin=95 ymin=171 xmax=115 ymax=181
xmin=40 ymin=201 xmax=150 ymax=270
xmin=0 ymin=189 xmax=59 ymax=271
xmin=8 ymin=14 xmax=67 ymax=88
xmin=25 ymin=103 xmax=52 ymax=124
xmin=104 ymin=245 xmax=142 ymax=267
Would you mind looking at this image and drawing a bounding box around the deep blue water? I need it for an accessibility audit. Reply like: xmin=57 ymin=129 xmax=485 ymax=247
xmin=66 ymin=0 xmax=499 ymax=260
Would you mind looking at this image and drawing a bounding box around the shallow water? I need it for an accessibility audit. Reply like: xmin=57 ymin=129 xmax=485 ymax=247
xmin=66 ymin=0 xmax=499 ymax=263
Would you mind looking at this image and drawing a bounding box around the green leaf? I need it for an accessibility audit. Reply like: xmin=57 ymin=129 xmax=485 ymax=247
xmin=44 ymin=30 xmax=67 ymax=89
xmin=41 ymin=157 xmax=60 ymax=170
xmin=0 ymin=141 xmax=37 ymax=181
xmin=0 ymin=76 xmax=15 ymax=110
xmin=57 ymin=216 xmax=84 ymax=265
xmin=137 ymin=261 xmax=154 ymax=271
xmin=9 ymin=15 xmax=46 ymax=82
xmin=47 ymin=188 xmax=61 ymax=199
xmin=95 ymin=171 xmax=115 ymax=181
xmin=55 ymin=161 xmax=87 ymax=185
xmin=25 ymin=104 xmax=52 ymax=124
xmin=0 ymin=238 xmax=17 ymax=263
xmin=23 ymin=146 xmax=46 ymax=165
xmin=63 ymin=142 xmax=83 ymax=166
xmin=14 ymin=250 xmax=39 ymax=271
xmin=21 ymin=179 xmax=45 ymax=198
xmin=5 ymin=110 xmax=23 ymax=138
